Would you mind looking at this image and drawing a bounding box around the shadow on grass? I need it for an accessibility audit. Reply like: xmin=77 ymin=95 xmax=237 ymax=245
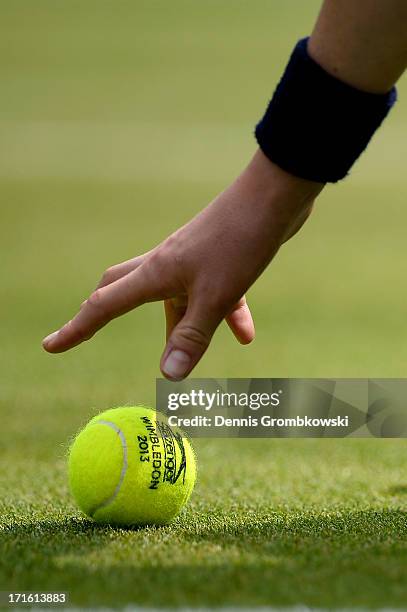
xmin=1 ymin=508 xmax=407 ymax=608
xmin=387 ymin=484 xmax=407 ymax=495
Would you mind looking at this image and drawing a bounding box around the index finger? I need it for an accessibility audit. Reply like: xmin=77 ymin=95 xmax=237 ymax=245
xmin=42 ymin=261 xmax=165 ymax=353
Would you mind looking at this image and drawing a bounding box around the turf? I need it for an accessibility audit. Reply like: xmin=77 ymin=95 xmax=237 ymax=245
xmin=1 ymin=0 xmax=407 ymax=609
xmin=2 ymin=440 xmax=407 ymax=608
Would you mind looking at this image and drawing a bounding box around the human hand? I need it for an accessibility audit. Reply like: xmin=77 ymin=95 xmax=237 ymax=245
xmin=42 ymin=150 xmax=323 ymax=380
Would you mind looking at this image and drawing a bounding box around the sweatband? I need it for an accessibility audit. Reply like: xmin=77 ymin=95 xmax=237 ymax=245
xmin=255 ymin=37 xmax=397 ymax=183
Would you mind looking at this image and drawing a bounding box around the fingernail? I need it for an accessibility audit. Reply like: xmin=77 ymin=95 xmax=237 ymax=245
xmin=42 ymin=330 xmax=59 ymax=348
xmin=163 ymin=349 xmax=191 ymax=380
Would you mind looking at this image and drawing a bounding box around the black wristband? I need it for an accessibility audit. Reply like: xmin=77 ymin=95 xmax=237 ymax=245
xmin=255 ymin=38 xmax=397 ymax=183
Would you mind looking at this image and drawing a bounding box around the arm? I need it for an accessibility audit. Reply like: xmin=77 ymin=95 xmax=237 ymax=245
xmin=309 ymin=0 xmax=407 ymax=93
xmin=43 ymin=1 xmax=407 ymax=381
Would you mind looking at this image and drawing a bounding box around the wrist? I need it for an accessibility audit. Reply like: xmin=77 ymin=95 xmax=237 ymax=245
xmin=217 ymin=149 xmax=322 ymax=252
xmin=244 ymin=148 xmax=324 ymax=211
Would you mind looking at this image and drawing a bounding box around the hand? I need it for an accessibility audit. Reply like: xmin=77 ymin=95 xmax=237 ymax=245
xmin=42 ymin=149 xmax=323 ymax=380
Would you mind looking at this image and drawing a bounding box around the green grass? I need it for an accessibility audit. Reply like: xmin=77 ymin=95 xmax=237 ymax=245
xmin=2 ymin=440 xmax=407 ymax=608
xmin=1 ymin=0 xmax=407 ymax=608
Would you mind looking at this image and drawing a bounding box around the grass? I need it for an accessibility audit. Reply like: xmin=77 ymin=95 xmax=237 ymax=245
xmin=1 ymin=0 xmax=407 ymax=609
xmin=2 ymin=440 xmax=407 ymax=608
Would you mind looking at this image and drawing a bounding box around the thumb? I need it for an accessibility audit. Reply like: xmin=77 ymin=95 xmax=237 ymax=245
xmin=160 ymin=299 xmax=221 ymax=381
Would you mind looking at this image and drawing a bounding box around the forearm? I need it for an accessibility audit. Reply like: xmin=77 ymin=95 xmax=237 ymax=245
xmin=309 ymin=0 xmax=407 ymax=93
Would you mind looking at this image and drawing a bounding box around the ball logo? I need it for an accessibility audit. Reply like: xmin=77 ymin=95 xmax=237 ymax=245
xmin=157 ymin=422 xmax=188 ymax=486
xmin=140 ymin=415 xmax=188 ymax=489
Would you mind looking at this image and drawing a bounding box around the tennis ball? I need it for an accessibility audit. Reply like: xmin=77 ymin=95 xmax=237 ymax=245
xmin=68 ymin=406 xmax=196 ymax=526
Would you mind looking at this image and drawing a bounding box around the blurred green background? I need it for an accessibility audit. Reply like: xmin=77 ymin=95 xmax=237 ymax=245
xmin=1 ymin=1 xmax=407 ymax=608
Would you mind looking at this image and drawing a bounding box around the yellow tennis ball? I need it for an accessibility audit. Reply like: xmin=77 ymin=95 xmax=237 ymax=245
xmin=68 ymin=406 xmax=196 ymax=526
